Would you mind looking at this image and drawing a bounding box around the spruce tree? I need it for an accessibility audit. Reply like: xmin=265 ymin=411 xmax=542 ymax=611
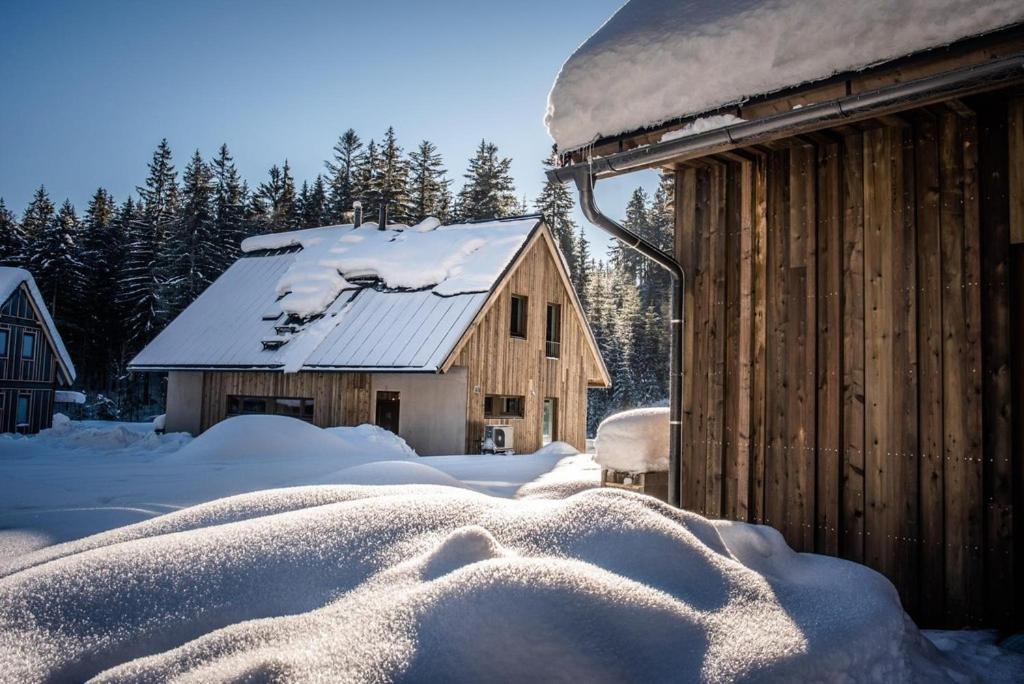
xmin=371 ymin=127 xmax=412 ymax=224
xmin=79 ymin=188 xmax=124 ymax=390
xmin=20 ymin=186 xmax=56 ymax=246
xmin=25 ymin=198 xmax=82 ymax=328
xmin=354 ymin=139 xmax=380 ymax=218
xmin=573 ymin=225 xmax=592 ymax=310
xmin=325 ymin=129 xmax=363 ymax=222
xmin=0 ymin=198 xmax=25 ymax=265
xmin=211 ymin=143 xmax=247 ymax=268
xmin=408 ymin=139 xmax=451 ymax=223
xmin=299 ymin=175 xmax=328 ymax=228
xmin=122 ymin=139 xmax=178 ymax=349
xmin=456 ymin=140 xmax=517 ymax=221
xmin=535 ymin=168 xmax=579 ymax=276
xmin=613 ymin=187 xmax=649 ymax=283
xmin=163 ymin=150 xmax=217 ymax=317
xmin=255 ymin=161 xmax=298 ymax=233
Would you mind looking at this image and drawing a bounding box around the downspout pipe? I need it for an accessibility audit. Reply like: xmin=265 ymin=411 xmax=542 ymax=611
xmin=561 ymin=164 xmax=684 ymax=507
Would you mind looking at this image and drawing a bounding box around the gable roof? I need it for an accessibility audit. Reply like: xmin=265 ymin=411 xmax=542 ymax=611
xmin=546 ymin=0 xmax=1024 ymax=151
xmin=0 ymin=267 xmax=76 ymax=385
xmin=130 ymin=217 xmax=607 ymax=378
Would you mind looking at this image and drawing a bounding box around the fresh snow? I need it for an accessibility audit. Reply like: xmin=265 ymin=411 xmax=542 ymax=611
xmin=546 ymin=0 xmax=1024 ymax=151
xmin=660 ymin=114 xmax=746 ymax=142
xmin=1 ymin=416 xmax=1021 ymax=681
xmin=53 ymin=390 xmax=86 ymax=404
xmin=595 ymin=407 xmax=669 ymax=473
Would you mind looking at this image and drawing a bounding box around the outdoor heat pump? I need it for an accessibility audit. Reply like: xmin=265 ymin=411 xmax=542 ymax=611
xmin=482 ymin=425 xmax=514 ymax=454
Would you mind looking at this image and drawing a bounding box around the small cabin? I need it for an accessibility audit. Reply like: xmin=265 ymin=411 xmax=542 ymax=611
xmin=548 ymin=2 xmax=1024 ymax=627
xmin=130 ymin=216 xmax=609 ymax=455
xmin=0 ymin=268 xmax=77 ymax=434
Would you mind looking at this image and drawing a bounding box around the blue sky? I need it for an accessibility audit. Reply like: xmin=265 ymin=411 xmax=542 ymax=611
xmin=0 ymin=0 xmax=658 ymax=254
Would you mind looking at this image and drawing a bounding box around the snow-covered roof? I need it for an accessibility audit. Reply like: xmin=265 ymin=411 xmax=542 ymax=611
xmin=0 ymin=267 xmax=76 ymax=384
xmin=130 ymin=217 xmax=543 ymax=373
xmin=546 ymin=0 xmax=1024 ymax=151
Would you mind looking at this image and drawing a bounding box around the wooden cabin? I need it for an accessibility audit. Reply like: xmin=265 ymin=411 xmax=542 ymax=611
xmin=548 ymin=3 xmax=1024 ymax=627
xmin=130 ymin=216 xmax=609 ymax=455
xmin=0 ymin=268 xmax=77 ymax=434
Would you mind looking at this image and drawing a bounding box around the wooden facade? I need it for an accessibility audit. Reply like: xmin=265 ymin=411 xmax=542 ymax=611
xmin=447 ymin=229 xmax=608 ymax=453
xmin=0 ymin=284 xmax=61 ymax=434
xmin=672 ymin=93 xmax=1024 ymax=628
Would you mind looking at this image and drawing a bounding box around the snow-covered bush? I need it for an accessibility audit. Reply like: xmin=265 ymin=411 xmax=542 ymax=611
xmin=595 ymin=407 xmax=669 ymax=473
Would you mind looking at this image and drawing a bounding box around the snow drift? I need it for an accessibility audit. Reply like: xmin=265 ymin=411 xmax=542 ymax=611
xmin=546 ymin=0 xmax=1024 ymax=150
xmin=595 ymin=407 xmax=669 ymax=473
xmin=0 ymin=485 xmax=977 ymax=682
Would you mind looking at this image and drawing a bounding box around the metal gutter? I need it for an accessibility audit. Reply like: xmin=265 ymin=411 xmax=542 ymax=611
xmin=549 ymin=53 xmax=1024 ymax=182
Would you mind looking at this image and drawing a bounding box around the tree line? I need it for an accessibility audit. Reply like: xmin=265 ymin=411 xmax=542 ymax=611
xmin=0 ymin=130 xmax=672 ymax=431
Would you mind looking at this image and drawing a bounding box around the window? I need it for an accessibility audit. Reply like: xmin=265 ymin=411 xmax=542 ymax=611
xmin=0 ymin=329 xmax=7 ymax=357
xmin=226 ymin=395 xmax=315 ymax=422
xmin=542 ymin=398 xmax=558 ymax=445
xmin=545 ymin=303 xmax=561 ymax=358
xmin=484 ymin=394 xmax=525 ymax=418
xmin=16 ymin=393 xmax=30 ymax=426
xmin=21 ymin=331 xmax=35 ymax=359
xmin=510 ymin=295 xmax=527 ymax=339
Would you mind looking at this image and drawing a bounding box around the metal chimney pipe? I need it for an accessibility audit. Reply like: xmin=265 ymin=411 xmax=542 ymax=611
xmin=353 ymin=201 xmax=362 ymax=228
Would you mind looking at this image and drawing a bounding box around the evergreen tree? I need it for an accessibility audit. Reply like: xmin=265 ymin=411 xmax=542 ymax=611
xmin=298 ymin=175 xmax=328 ymax=228
xmin=211 ymin=143 xmax=248 ymax=268
xmin=535 ymin=167 xmax=579 ymax=276
xmin=122 ymin=139 xmax=178 ymax=349
xmin=613 ymin=187 xmax=650 ymax=283
xmin=573 ymin=225 xmax=592 ymax=310
xmin=20 ymin=185 xmax=56 ymax=246
xmin=457 ymin=140 xmax=517 ymax=221
xmin=79 ymin=188 xmax=125 ymax=389
xmin=354 ymin=139 xmax=380 ymax=218
xmin=163 ymin=150 xmax=218 ymax=317
xmin=325 ymin=129 xmax=363 ymax=222
xmin=25 ymin=198 xmax=82 ymax=326
xmin=408 ymin=139 xmax=452 ymax=223
xmin=0 ymin=198 xmax=25 ymax=265
xmin=371 ymin=127 xmax=412 ymax=224
xmin=254 ymin=161 xmax=298 ymax=232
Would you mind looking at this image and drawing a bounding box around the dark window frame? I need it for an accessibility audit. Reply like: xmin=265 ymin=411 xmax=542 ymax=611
xmin=484 ymin=394 xmax=525 ymax=419
xmin=510 ymin=294 xmax=528 ymax=339
xmin=0 ymin=328 xmax=8 ymax=358
xmin=225 ymin=394 xmax=315 ymax=422
xmin=21 ymin=331 xmax=35 ymax=359
xmin=545 ymin=303 xmax=561 ymax=358
xmin=16 ymin=392 xmax=30 ymax=427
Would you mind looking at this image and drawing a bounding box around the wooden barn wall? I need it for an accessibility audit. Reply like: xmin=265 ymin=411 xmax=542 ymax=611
xmin=674 ymin=95 xmax=1024 ymax=629
xmin=0 ymin=285 xmax=57 ymax=434
xmin=199 ymin=371 xmax=371 ymax=431
xmin=455 ymin=234 xmax=596 ymax=454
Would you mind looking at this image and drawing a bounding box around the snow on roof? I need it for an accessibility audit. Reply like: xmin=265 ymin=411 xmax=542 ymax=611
xmin=131 ymin=217 xmax=541 ymax=373
xmin=546 ymin=0 xmax=1024 ymax=151
xmin=0 ymin=267 xmax=76 ymax=384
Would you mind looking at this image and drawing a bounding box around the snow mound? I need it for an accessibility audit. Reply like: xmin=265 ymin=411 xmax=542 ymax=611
xmin=0 ymin=486 xmax=977 ymax=682
xmin=326 ymin=423 xmax=417 ymax=458
xmin=3 ymin=413 xmax=190 ymax=454
xmin=516 ymin=453 xmax=602 ymax=500
xmin=595 ymin=407 xmax=669 ymax=473
xmin=319 ymin=460 xmax=467 ymax=488
xmin=546 ymin=0 xmax=1024 ymax=150
xmin=532 ymin=440 xmax=579 ymax=457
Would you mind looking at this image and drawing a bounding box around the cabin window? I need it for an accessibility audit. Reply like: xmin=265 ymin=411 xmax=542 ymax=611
xmin=484 ymin=394 xmax=525 ymax=419
xmin=226 ymin=395 xmax=315 ymax=422
xmin=16 ymin=393 xmax=30 ymax=426
xmin=510 ymin=295 xmax=527 ymax=339
xmin=545 ymin=303 xmax=561 ymax=358
xmin=21 ymin=331 xmax=35 ymax=359
xmin=0 ymin=329 xmax=7 ymax=357
xmin=542 ymin=398 xmax=558 ymax=445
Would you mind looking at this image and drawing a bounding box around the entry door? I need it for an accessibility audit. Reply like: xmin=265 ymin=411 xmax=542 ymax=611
xmin=375 ymin=391 xmax=401 ymax=434
xmin=542 ymin=398 xmax=557 ymax=445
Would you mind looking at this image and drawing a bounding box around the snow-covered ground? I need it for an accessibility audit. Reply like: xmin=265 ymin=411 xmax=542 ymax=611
xmin=1 ymin=416 xmax=1021 ymax=681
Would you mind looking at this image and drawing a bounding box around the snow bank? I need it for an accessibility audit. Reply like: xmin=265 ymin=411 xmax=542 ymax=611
xmin=319 ymin=460 xmax=468 ymax=488
xmin=2 ymin=412 xmax=190 ymax=454
xmin=0 ymin=486 xmax=984 ymax=682
xmin=546 ymin=0 xmax=1024 ymax=150
xmin=595 ymin=407 xmax=669 ymax=473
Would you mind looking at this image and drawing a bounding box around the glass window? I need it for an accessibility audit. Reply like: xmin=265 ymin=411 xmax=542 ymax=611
xmin=545 ymin=303 xmax=561 ymax=358
xmin=21 ymin=332 xmax=35 ymax=359
xmin=0 ymin=329 xmax=7 ymax=357
xmin=542 ymin=398 xmax=557 ymax=445
xmin=16 ymin=394 xmax=29 ymax=425
xmin=484 ymin=394 xmax=525 ymax=418
xmin=510 ymin=295 xmax=527 ymax=338
xmin=226 ymin=395 xmax=315 ymax=422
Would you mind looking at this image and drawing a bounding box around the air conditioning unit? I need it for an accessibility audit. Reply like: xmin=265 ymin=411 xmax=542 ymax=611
xmin=482 ymin=425 xmax=514 ymax=454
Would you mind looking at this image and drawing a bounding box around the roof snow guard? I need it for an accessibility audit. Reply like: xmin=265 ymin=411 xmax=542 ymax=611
xmin=130 ymin=217 xmax=543 ymax=374
xmin=0 ymin=267 xmax=76 ymax=385
xmin=546 ymin=0 xmax=1024 ymax=152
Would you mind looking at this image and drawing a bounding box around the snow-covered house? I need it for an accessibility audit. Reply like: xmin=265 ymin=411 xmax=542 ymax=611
xmin=0 ymin=267 xmax=77 ymax=434
xmin=547 ymin=1 xmax=1024 ymax=628
xmin=130 ymin=216 xmax=609 ymax=455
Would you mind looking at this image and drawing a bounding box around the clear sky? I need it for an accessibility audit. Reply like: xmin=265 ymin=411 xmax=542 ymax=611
xmin=0 ymin=0 xmax=658 ymax=253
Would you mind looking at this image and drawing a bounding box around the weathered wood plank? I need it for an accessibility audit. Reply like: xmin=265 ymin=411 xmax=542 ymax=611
xmin=676 ymin=169 xmax=699 ymax=509
xmin=705 ymin=163 xmax=728 ymax=517
xmin=750 ymin=155 xmax=769 ymax=524
xmin=723 ymin=163 xmax=744 ymax=519
xmin=1008 ymin=98 xmax=1024 ymax=244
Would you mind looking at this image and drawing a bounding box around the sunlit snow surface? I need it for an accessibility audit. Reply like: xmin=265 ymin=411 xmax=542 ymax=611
xmin=0 ymin=417 xmax=1021 ymax=682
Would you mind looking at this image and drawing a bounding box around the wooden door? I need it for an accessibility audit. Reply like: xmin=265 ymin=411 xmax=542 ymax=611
xmin=375 ymin=391 xmax=400 ymax=435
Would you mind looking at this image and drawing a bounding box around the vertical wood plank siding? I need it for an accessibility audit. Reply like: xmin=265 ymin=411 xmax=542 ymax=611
xmin=674 ymin=96 xmax=1023 ymax=628
xmin=0 ymin=285 xmax=58 ymax=434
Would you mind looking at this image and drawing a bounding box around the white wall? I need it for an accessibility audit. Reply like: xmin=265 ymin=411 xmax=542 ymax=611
xmin=166 ymin=371 xmax=203 ymax=435
xmin=370 ymin=368 xmax=467 ymax=455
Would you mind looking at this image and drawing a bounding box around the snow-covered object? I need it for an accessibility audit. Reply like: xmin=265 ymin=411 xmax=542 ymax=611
xmin=152 ymin=414 xmax=166 ymax=431
xmin=546 ymin=0 xmax=1024 ymax=150
xmin=0 ymin=267 xmax=76 ymax=383
xmin=131 ymin=218 xmax=540 ymax=373
xmin=53 ymin=390 xmax=86 ymax=404
xmin=0 ymin=486 xmax=994 ymax=681
xmin=595 ymin=407 xmax=669 ymax=473
xmin=661 ymin=114 xmax=745 ymax=142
